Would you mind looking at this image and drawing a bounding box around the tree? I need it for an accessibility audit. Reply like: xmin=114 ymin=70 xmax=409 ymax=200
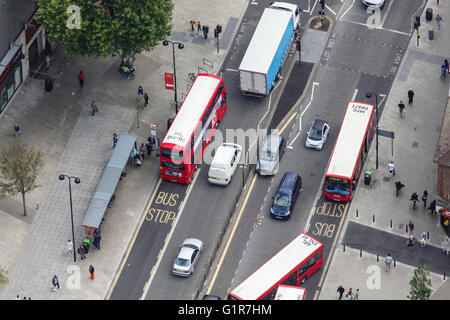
xmin=407 ymin=265 xmax=433 ymax=300
xmin=0 ymin=142 xmax=45 ymax=216
xmin=0 ymin=265 xmax=8 ymax=286
xmin=36 ymin=0 xmax=173 ymax=59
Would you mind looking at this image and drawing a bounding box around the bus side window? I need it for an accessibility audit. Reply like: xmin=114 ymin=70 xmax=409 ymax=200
xmin=308 ymin=256 xmax=316 ymax=268
xmin=315 ymin=250 xmax=322 ymax=260
xmin=299 ymin=263 xmax=308 ymax=276
xmin=262 ymin=287 xmax=277 ymax=300
xmin=221 ymin=93 xmax=227 ymax=107
xmin=282 ymin=270 xmax=297 ymax=286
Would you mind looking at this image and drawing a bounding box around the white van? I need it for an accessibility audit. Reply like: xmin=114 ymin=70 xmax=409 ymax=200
xmin=208 ymin=143 xmax=242 ymax=185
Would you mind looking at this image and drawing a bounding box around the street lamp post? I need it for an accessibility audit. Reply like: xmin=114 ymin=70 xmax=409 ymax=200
xmin=59 ymin=174 xmax=81 ymax=263
xmin=162 ymin=40 xmax=184 ymax=113
xmin=366 ymin=92 xmax=379 ymax=170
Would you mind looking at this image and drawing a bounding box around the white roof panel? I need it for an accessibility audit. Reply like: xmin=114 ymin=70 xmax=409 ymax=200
xmin=239 ymin=8 xmax=292 ymax=74
xmin=230 ymin=233 xmax=322 ymax=300
xmin=326 ymin=102 xmax=374 ymax=178
xmin=275 ymin=285 xmax=306 ymax=300
xmin=162 ymin=75 xmax=220 ymax=148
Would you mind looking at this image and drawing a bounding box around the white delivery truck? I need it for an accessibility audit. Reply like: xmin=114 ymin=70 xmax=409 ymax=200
xmin=239 ymin=2 xmax=300 ymax=97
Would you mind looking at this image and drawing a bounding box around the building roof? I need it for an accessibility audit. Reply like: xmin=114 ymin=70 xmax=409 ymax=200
xmin=434 ymin=96 xmax=450 ymax=167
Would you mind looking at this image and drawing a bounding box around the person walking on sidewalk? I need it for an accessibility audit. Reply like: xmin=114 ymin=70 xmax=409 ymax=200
xmin=441 ymin=64 xmax=447 ymax=79
xmin=407 ymin=88 xmax=414 ymax=105
xmin=90 ymin=100 xmax=98 ymax=116
xmin=354 ymin=289 xmax=359 ymax=300
xmin=388 ymin=161 xmax=396 ymax=176
xmin=14 ymin=123 xmax=21 ymax=138
xmin=89 ymin=265 xmax=95 ymax=280
xmin=408 ymin=221 xmax=415 ymax=234
xmin=346 ymin=288 xmax=354 ymax=300
xmin=445 ymin=59 xmax=449 ymax=74
xmin=154 ymin=136 xmax=160 ymax=157
xmin=337 ymin=285 xmax=345 ymax=300
xmin=78 ymin=71 xmax=85 ymax=89
xmin=410 ymin=192 xmax=419 ymax=209
xmin=436 ymin=14 xmax=442 ymax=30
xmin=144 ymin=92 xmax=149 ymax=108
xmin=203 ymin=25 xmax=209 ymax=39
xmin=78 ymin=244 xmax=86 ymax=260
xmin=137 ymin=86 xmax=144 ymax=100
xmin=407 ymin=235 xmax=416 ymax=251
xmin=385 ymin=253 xmax=393 ymax=271
xmin=421 ymin=190 xmax=428 ymax=208
xmin=420 ymin=232 xmax=427 ymax=247
xmin=66 ymin=240 xmax=73 ymax=256
xmin=442 ymin=238 xmax=449 ymax=256
xmin=398 ymin=100 xmax=405 ymax=118
xmin=428 ymin=199 xmax=437 ymax=214
xmin=197 ymin=21 xmax=202 ymax=32
xmin=395 ymin=181 xmax=405 ymax=197
xmin=190 ymin=19 xmax=196 ymax=31
xmin=52 ymin=275 xmax=60 ymax=291
xmin=113 ymin=133 xmax=118 ymax=148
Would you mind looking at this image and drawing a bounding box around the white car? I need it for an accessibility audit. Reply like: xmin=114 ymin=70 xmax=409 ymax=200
xmin=208 ymin=143 xmax=242 ymax=185
xmin=172 ymin=238 xmax=203 ymax=277
xmin=305 ymin=119 xmax=330 ymax=150
xmin=362 ymin=0 xmax=385 ymax=9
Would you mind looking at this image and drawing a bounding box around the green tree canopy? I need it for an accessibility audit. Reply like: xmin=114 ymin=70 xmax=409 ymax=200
xmin=36 ymin=0 xmax=173 ymax=58
xmin=407 ymin=265 xmax=433 ymax=300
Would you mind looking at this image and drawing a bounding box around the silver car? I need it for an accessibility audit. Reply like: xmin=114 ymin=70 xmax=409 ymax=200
xmin=172 ymin=238 xmax=203 ymax=277
xmin=256 ymin=134 xmax=285 ymax=176
xmin=362 ymin=0 xmax=385 ymax=9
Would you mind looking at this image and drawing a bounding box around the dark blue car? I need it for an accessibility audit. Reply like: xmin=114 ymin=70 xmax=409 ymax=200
xmin=270 ymin=172 xmax=302 ymax=220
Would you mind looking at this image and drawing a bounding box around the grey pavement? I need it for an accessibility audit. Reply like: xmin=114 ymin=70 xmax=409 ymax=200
xmin=320 ymin=0 xmax=450 ymax=300
xmin=0 ymin=0 xmax=246 ymax=299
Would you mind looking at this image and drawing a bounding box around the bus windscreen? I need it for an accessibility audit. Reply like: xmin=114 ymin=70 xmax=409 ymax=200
xmin=325 ymin=177 xmax=351 ymax=195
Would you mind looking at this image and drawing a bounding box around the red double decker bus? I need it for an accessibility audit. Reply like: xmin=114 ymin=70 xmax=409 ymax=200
xmin=228 ymin=233 xmax=323 ymax=300
xmin=160 ymin=74 xmax=227 ymax=184
xmin=324 ymin=101 xmax=375 ymax=201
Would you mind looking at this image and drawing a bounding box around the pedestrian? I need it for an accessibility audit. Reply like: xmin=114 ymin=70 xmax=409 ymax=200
xmin=410 ymin=192 xmax=419 ymax=209
xmin=129 ymin=66 xmax=135 ymax=80
xmin=442 ymin=238 xmax=449 ymax=256
xmin=428 ymin=199 xmax=437 ymax=214
xmin=337 ymin=285 xmax=345 ymax=300
xmin=421 ymin=190 xmax=428 ymax=208
xmin=139 ymin=142 xmax=146 ymax=161
xmin=16 ymin=294 xmax=20 ymax=300
xmin=407 ymin=88 xmax=414 ymax=105
xmin=144 ymin=92 xmax=149 ymax=108
xmin=354 ymin=289 xmax=359 ymax=300
xmin=388 ymin=161 xmax=396 ymax=176
xmin=398 ymin=100 xmax=405 ymax=118
xmin=420 ymin=232 xmax=427 ymax=247
xmin=441 ymin=64 xmax=446 ymax=79
xmin=197 ymin=21 xmax=201 ymax=32
xmin=121 ymin=64 xmax=129 ymax=79
xmin=14 ymin=123 xmax=21 ymax=138
xmin=90 ymin=100 xmax=98 ymax=116
xmin=445 ymin=59 xmax=450 ymax=73
xmin=408 ymin=220 xmax=415 ymax=234
xmin=23 ymin=297 xmax=27 ymax=300
xmin=146 ymin=139 xmax=152 ymax=157
xmin=78 ymin=71 xmax=85 ymax=89
xmin=346 ymin=288 xmax=353 ymax=300
xmin=407 ymin=234 xmax=416 ymax=251
xmin=66 ymin=240 xmax=73 ymax=256
xmin=203 ymin=25 xmax=209 ymax=39
xmin=137 ymin=86 xmax=144 ymax=99
xmin=113 ymin=133 xmax=118 ymax=148
xmin=190 ymin=19 xmax=196 ymax=31
xmin=52 ymin=275 xmax=60 ymax=290
xmin=385 ymin=253 xmax=392 ymax=271
xmin=436 ymin=14 xmax=442 ymax=30
xmin=395 ymin=181 xmax=405 ymax=197
xmin=93 ymin=232 xmax=101 ymax=250
xmin=78 ymin=244 xmax=86 ymax=260
xmin=89 ymin=265 xmax=95 ymax=280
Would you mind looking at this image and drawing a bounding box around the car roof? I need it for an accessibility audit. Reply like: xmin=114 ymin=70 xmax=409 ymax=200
xmin=278 ymin=172 xmax=300 ymax=193
xmin=262 ymin=134 xmax=283 ymax=150
xmin=178 ymin=246 xmax=195 ymax=260
xmin=311 ymin=119 xmax=327 ymax=130
xmin=212 ymin=144 xmax=240 ymax=165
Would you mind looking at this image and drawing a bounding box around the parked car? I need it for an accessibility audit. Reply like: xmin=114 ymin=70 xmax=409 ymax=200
xmin=362 ymin=0 xmax=385 ymax=9
xmin=270 ymin=172 xmax=302 ymax=220
xmin=305 ymin=119 xmax=330 ymax=150
xmin=208 ymin=143 xmax=242 ymax=185
xmin=256 ymin=134 xmax=286 ymax=176
xmin=172 ymin=238 xmax=203 ymax=277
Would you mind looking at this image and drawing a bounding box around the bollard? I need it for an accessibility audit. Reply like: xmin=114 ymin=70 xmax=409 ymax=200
xmin=360 ymin=248 xmax=362 ymax=258
xmin=390 ymin=220 xmax=392 ymax=228
xmin=406 ymin=224 xmax=408 ymax=233
xmin=373 ymin=214 xmax=375 ymax=223
xmin=427 ymin=232 xmax=430 ymax=240
xmin=394 ymin=259 xmax=396 ymax=268
xmin=444 ymin=272 xmax=446 ymax=280
xmin=343 ymin=244 xmax=346 ymax=252
xmin=377 ymin=254 xmax=379 ymax=262
xmin=356 ymin=209 xmax=359 ymax=218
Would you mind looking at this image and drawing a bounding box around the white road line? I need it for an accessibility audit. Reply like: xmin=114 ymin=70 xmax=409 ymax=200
xmin=339 ymin=0 xmax=354 ymax=20
xmin=258 ymin=94 xmax=272 ymax=128
xmin=380 ymin=0 xmax=394 ymax=28
xmin=310 ymin=0 xmax=318 ymax=16
xmin=341 ymin=20 xmax=411 ymax=36
xmin=325 ymin=4 xmax=337 ymax=16
xmin=224 ymin=68 xmax=238 ymax=72
xmin=351 ymin=88 xmax=358 ymax=101
xmin=140 ymin=169 xmax=201 ymax=300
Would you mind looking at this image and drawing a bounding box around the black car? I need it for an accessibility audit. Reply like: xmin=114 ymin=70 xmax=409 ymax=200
xmin=270 ymin=172 xmax=302 ymax=220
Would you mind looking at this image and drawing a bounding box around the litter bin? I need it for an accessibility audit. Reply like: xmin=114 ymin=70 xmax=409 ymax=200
xmin=429 ymin=28 xmax=434 ymax=40
xmin=45 ymin=79 xmax=53 ymax=92
xmin=364 ymin=170 xmax=372 ymax=185
xmin=426 ymin=8 xmax=433 ymax=22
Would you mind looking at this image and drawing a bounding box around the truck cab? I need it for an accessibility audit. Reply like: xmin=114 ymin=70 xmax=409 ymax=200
xmin=269 ymin=2 xmax=300 ymax=30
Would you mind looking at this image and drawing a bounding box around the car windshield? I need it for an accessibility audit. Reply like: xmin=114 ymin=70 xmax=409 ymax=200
xmin=175 ymin=258 xmax=190 ymax=267
xmin=308 ymin=128 xmax=322 ymax=141
xmin=274 ymin=193 xmax=291 ymax=208
xmin=325 ymin=177 xmax=351 ymax=195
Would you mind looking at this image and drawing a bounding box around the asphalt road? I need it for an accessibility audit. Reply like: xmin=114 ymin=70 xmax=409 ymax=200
xmin=207 ymin=0 xmax=424 ymax=300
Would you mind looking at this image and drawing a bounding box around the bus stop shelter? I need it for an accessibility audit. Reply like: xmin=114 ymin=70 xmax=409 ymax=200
xmin=81 ymin=134 xmax=136 ymax=240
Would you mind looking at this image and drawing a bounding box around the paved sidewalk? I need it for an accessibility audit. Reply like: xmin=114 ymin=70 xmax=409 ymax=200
xmin=320 ymin=0 xmax=450 ymax=300
xmin=0 ymin=0 xmax=247 ymax=300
